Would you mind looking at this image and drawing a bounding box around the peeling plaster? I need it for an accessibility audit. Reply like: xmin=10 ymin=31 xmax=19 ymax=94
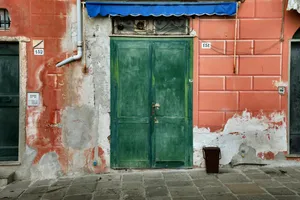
xmin=62 ymin=106 xmax=94 ymax=150
xmin=193 ymin=111 xmax=287 ymax=167
xmin=15 ymin=146 xmax=37 ymax=180
xmin=273 ymin=80 xmax=288 ymax=87
xmin=30 ymin=152 xmax=62 ymax=180
xmin=26 ymin=107 xmax=44 ymax=144
xmin=287 ymin=0 xmax=300 ymax=13
xmin=67 ymin=150 xmax=86 ymax=176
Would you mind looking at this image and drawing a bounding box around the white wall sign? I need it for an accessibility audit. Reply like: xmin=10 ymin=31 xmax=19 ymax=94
xmin=201 ymin=42 xmax=211 ymax=49
xmin=27 ymin=93 xmax=40 ymax=107
xmin=33 ymin=40 xmax=44 ymax=56
xmin=34 ymin=49 xmax=44 ymax=56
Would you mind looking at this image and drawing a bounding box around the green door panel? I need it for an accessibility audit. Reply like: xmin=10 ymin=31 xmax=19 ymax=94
xmin=0 ymin=42 xmax=19 ymax=161
xmin=152 ymin=41 xmax=191 ymax=168
xmin=0 ymin=108 xmax=19 ymax=161
xmin=118 ymin=44 xmax=150 ymax=118
xmin=111 ymin=37 xmax=192 ymax=169
xmin=111 ymin=40 xmax=151 ymax=168
xmin=117 ymin=124 xmax=150 ymax=168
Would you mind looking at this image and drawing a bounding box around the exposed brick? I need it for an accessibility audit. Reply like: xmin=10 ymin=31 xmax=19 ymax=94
xmin=57 ymin=74 xmax=65 ymax=89
xmin=31 ymin=15 xmax=53 ymax=26
xmin=226 ymin=40 xmax=253 ymax=55
xmin=239 ymin=19 xmax=282 ymax=39
xmin=254 ymin=40 xmax=281 ymax=55
xmin=198 ymin=112 xmax=225 ymax=127
xmin=255 ymin=0 xmax=283 ymax=18
xmin=282 ymin=93 xmax=287 ymax=110
xmin=226 ymin=76 xmax=252 ymax=91
xmin=31 ymin=0 xmax=55 ymax=15
xmin=199 ymin=76 xmax=225 ymax=91
xmin=239 ymin=56 xmax=281 ymax=75
xmin=239 ymin=92 xmax=281 ymax=111
xmin=49 ymin=110 xmax=61 ymax=124
xmin=198 ymin=20 xmax=236 ymax=39
xmin=199 ymin=91 xmax=238 ymax=111
xmin=44 ymin=39 xmax=61 ymax=54
xmin=48 ymin=89 xmax=63 ymax=110
xmin=55 ymin=0 xmax=68 ymax=15
xmin=199 ymin=57 xmax=236 ymax=75
xmin=46 ymin=74 xmax=57 ymax=88
xmin=32 ymin=16 xmax=66 ymax=37
xmin=199 ymin=40 xmax=225 ymax=55
xmin=225 ymin=111 xmax=243 ymax=122
xmin=253 ymin=76 xmax=280 ymax=90
xmin=238 ymin=0 xmax=255 ymax=18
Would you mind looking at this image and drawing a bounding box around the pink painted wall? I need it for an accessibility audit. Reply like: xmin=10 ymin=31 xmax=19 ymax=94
xmin=192 ymin=0 xmax=297 ymax=133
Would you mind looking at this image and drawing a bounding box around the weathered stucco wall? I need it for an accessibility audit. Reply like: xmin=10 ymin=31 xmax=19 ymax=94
xmin=16 ymin=6 xmax=112 ymax=179
xmin=1 ymin=0 xmax=300 ymax=180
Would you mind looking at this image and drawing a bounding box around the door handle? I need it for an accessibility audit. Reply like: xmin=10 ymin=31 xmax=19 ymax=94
xmin=152 ymin=103 xmax=160 ymax=110
xmin=154 ymin=117 xmax=159 ymax=124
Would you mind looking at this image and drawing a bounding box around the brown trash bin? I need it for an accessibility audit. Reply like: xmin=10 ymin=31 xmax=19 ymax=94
xmin=202 ymin=147 xmax=221 ymax=173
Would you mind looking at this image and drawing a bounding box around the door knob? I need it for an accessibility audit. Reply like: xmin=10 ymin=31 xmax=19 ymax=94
xmin=152 ymin=103 xmax=160 ymax=110
xmin=154 ymin=117 xmax=159 ymax=124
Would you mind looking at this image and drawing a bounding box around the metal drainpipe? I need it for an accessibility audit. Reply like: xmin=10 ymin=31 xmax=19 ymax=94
xmin=56 ymin=0 xmax=83 ymax=67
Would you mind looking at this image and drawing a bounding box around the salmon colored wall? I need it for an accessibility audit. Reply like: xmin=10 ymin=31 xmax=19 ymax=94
xmin=192 ymin=0 xmax=299 ymax=131
xmin=0 ymin=0 xmax=77 ymax=173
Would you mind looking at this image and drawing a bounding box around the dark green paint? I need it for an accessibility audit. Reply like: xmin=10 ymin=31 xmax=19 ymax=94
xmin=0 ymin=42 xmax=19 ymax=161
xmin=111 ymin=37 xmax=193 ymax=168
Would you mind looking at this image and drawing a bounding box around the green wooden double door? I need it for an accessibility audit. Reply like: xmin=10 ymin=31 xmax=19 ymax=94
xmin=111 ymin=38 xmax=193 ymax=168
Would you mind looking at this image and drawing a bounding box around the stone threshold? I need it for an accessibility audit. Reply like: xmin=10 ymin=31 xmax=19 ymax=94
xmin=285 ymin=154 xmax=300 ymax=158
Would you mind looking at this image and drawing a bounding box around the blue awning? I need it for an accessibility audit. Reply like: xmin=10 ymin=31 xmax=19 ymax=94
xmin=85 ymin=2 xmax=238 ymax=18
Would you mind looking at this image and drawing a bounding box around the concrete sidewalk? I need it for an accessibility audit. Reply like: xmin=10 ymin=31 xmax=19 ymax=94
xmin=2 ymin=167 xmax=300 ymax=200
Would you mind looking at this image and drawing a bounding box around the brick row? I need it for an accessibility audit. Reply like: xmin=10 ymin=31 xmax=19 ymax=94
xmin=198 ymin=76 xmax=280 ymax=91
xmin=31 ymin=0 xmax=68 ymax=15
xmin=197 ymin=110 xmax=282 ymax=129
xmin=197 ymin=19 xmax=282 ymax=39
xmin=238 ymin=0 xmax=282 ymax=18
xmin=199 ymin=40 xmax=281 ymax=55
xmin=199 ymin=56 xmax=281 ymax=75
xmin=198 ymin=91 xmax=281 ymax=111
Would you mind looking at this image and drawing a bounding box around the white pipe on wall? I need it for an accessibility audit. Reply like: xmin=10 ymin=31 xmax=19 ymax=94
xmin=56 ymin=0 xmax=83 ymax=67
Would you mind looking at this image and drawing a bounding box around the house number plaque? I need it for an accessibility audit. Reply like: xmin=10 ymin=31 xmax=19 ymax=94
xmin=27 ymin=92 xmax=40 ymax=107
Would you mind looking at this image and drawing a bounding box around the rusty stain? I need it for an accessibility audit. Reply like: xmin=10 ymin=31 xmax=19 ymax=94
xmin=258 ymin=151 xmax=275 ymax=160
xmin=84 ymin=147 xmax=107 ymax=173
xmin=82 ymin=64 xmax=89 ymax=74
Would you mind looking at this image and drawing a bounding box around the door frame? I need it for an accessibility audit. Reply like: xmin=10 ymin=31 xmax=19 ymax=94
xmin=288 ymin=39 xmax=300 ymax=155
xmin=110 ymin=36 xmax=193 ymax=168
xmin=0 ymin=37 xmax=29 ymax=165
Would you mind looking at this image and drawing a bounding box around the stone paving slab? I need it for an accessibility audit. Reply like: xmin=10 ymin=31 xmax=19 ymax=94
xmin=274 ymin=196 xmax=300 ymax=200
xmin=203 ymin=193 xmax=238 ymax=200
xmin=226 ymin=183 xmax=266 ymax=195
xmin=245 ymin=173 xmax=272 ymax=180
xmin=253 ymin=180 xmax=283 ymax=188
xmin=237 ymin=194 xmax=275 ymax=200
xmin=217 ymin=174 xmax=251 ymax=183
xmin=236 ymin=194 xmax=276 ymax=200
xmin=3 ymin=167 xmax=300 ymax=200
xmin=265 ymin=187 xmax=296 ymax=195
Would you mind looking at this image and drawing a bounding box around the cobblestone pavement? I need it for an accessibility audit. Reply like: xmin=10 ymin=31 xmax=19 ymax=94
xmin=2 ymin=167 xmax=300 ymax=200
